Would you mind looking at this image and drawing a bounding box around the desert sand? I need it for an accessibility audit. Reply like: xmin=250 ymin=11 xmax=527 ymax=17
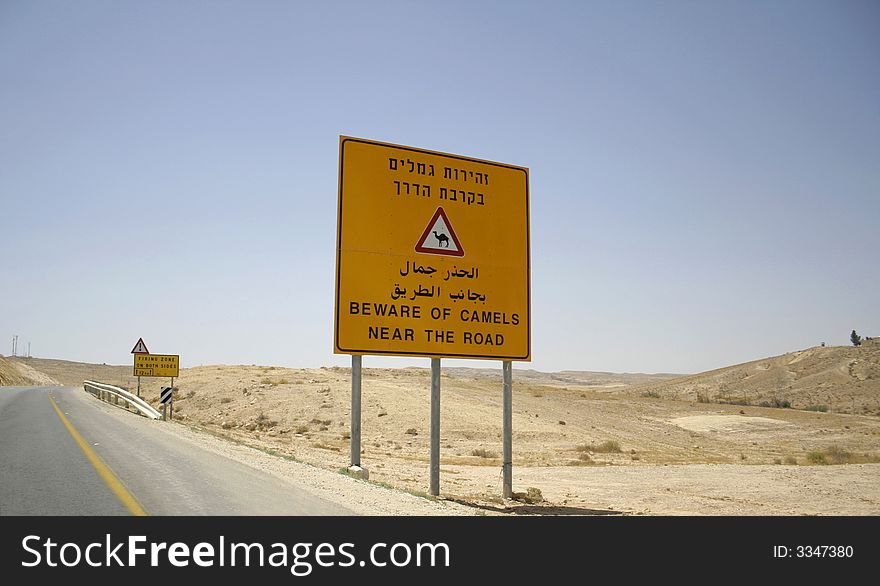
xmin=5 ymin=343 xmax=880 ymax=515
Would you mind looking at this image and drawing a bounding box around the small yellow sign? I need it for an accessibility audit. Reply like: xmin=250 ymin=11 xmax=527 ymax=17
xmin=335 ymin=136 xmax=530 ymax=360
xmin=133 ymin=354 xmax=179 ymax=377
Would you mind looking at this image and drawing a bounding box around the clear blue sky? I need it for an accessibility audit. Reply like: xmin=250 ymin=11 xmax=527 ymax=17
xmin=1 ymin=1 xmax=878 ymax=374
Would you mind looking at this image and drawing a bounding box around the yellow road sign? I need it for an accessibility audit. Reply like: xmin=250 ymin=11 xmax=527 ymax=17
xmin=133 ymin=354 xmax=179 ymax=377
xmin=335 ymin=136 xmax=530 ymax=360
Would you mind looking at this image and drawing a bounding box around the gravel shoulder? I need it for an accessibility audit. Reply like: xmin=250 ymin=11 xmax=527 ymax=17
xmin=125 ymin=401 xmax=477 ymax=516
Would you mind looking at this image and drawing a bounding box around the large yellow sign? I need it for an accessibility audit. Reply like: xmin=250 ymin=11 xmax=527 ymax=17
xmin=133 ymin=354 xmax=179 ymax=377
xmin=335 ymin=137 xmax=530 ymax=360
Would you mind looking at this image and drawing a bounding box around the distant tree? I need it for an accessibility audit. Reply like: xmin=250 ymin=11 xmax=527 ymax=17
xmin=851 ymin=330 xmax=862 ymax=347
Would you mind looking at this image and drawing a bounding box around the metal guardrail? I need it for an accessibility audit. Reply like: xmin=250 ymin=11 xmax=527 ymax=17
xmin=83 ymin=380 xmax=162 ymax=420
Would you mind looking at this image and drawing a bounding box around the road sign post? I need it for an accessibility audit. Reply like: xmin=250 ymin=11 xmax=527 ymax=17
xmin=160 ymin=386 xmax=173 ymax=421
xmin=131 ymin=338 xmax=150 ymax=398
xmin=335 ymin=136 xmax=530 ymax=497
xmin=350 ymin=355 xmax=362 ymax=469
xmin=502 ymin=360 xmax=513 ymax=498
xmin=430 ymin=357 xmax=441 ymax=496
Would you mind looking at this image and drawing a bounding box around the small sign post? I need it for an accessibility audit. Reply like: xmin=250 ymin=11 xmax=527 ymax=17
xmin=133 ymin=340 xmax=180 ymax=421
xmin=160 ymin=386 xmax=173 ymax=421
xmin=130 ymin=337 xmax=150 ymax=397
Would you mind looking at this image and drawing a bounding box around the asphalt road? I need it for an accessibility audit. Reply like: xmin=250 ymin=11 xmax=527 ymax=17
xmin=0 ymin=387 xmax=353 ymax=516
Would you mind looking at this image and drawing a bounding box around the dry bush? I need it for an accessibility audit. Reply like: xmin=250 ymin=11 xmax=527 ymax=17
xmin=806 ymin=451 xmax=827 ymax=464
xmin=803 ymin=445 xmax=878 ymax=465
xmin=578 ymin=440 xmax=621 ymax=454
xmin=471 ymin=448 xmax=498 ymax=459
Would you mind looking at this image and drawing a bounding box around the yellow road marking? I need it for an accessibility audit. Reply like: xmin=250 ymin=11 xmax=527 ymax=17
xmin=49 ymin=394 xmax=147 ymax=516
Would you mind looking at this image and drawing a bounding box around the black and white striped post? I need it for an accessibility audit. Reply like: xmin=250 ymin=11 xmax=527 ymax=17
xmin=159 ymin=385 xmax=173 ymax=421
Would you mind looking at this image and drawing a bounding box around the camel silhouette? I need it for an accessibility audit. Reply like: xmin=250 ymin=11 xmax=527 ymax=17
xmin=433 ymin=230 xmax=450 ymax=247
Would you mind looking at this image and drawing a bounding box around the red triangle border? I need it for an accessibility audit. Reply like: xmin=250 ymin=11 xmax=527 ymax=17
xmin=131 ymin=337 xmax=150 ymax=354
xmin=414 ymin=207 xmax=465 ymax=257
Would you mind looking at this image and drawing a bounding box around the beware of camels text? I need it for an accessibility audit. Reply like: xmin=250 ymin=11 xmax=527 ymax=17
xmin=415 ymin=207 xmax=465 ymax=257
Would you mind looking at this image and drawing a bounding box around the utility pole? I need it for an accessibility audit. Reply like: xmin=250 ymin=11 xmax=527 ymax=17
xmin=27 ymin=342 xmax=31 ymax=358
xmin=12 ymin=335 xmax=17 ymax=357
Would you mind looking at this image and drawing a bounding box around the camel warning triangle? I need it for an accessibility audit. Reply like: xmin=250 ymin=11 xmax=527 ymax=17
xmin=415 ymin=207 xmax=465 ymax=257
xmin=131 ymin=338 xmax=150 ymax=354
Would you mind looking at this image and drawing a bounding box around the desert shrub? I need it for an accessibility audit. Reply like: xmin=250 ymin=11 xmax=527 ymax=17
xmin=220 ymin=397 xmax=232 ymax=404
xmin=783 ymin=456 xmax=797 ymax=465
xmin=696 ymin=392 xmax=710 ymax=403
xmin=471 ymin=448 xmax=498 ymax=459
xmin=261 ymin=378 xmax=290 ymax=386
xmin=641 ymin=390 xmax=661 ymax=398
xmin=825 ymin=445 xmax=853 ymax=464
xmin=295 ymin=424 xmax=309 ymax=434
xmin=758 ymin=398 xmax=791 ymax=408
xmin=804 ymin=404 xmax=828 ymax=413
xmin=578 ymin=452 xmax=593 ymax=462
xmin=594 ymin=440 xmax=621 ymax=453
xmin=576 ymin=440 xmax=621 ymax=454
xmin=405 ymin=428 xmax=418 ymax=435
xmin=806 ymin=451 xmax=827 ymax=464
xmin=250 ymin=412 xmax=278 ymax=431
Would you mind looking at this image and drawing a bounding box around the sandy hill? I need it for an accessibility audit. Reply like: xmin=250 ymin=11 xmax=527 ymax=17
xmin=0 ymin=355 xmax=59 ymax=386
xmin=629 ymin=342 xmax=880 ymax=415
xmin=8 ymin=357 xmax=132 ymax=388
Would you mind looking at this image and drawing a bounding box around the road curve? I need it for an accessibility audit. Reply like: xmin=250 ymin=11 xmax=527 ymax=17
xmin=0 ymin=387 xmax=353 ymax=516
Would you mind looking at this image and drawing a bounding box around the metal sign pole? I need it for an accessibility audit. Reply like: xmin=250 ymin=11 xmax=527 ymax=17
xmin=430 ymin=357 xmax=441 ymax=496
xmin=169 ymin=377 xmax=174 ymax=420
xmin=350 ymin=355 xmax=362 ymax=468
xmin=163 ymin=403 xmax=167 ymax=421
xmin=502 ymin=360 xmax=513 ymax=498
xmin=137 ymin=376 xmax=141 ymax=398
